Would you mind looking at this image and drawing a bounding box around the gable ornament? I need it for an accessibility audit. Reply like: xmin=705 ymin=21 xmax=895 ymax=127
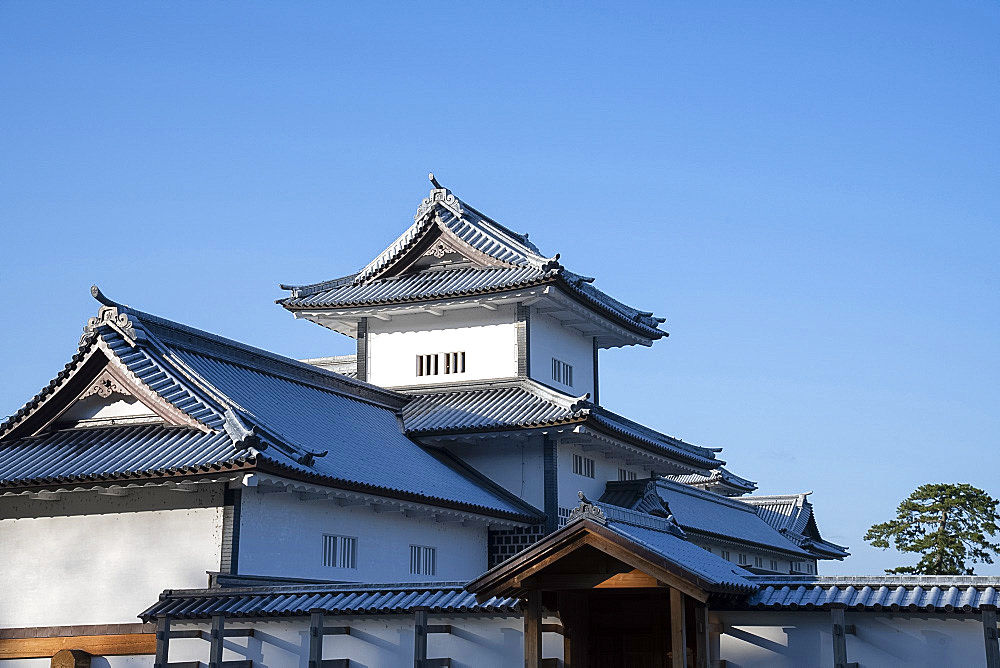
xmin=414 ymin=173 xmax=464 ymax=222
xmin=568 ymin=490 xmax=607 ymax=525
xmin=79 ymin=370 xmax=129 ymax=401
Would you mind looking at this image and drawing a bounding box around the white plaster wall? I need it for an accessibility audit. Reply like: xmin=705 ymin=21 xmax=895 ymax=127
xmin=443 ymin=437 xmax=545 ymax=511
xmin=557 ymin=443 xmax=645 ymax=511
xmin=716 ymin=611 xmax=988 ymax=668
xmin=155 ymin=615 xmax=564 ymax=668
xmin=0 ymin=485 xmax=224 ymax=628
xmin=367 ymin=307 xmax=517 ymax=388
xmin=237 ymin=486 xmax=489 ymax=582
xmin=529 ymin=311 xmax=594 ymax=397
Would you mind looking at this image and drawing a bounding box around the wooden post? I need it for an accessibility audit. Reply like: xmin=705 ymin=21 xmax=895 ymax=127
xmin=524 ymin=591 xmax=542 ymax=668
xmin=309 ymin=610 xmax=324 ymax=668
xmin=153 ymin=616 xmax=170 ymax=668
xmin=414 ymin=606 xmax=429 ymax=668
xmin=670 ymin=587 xmax=686 ymax=668
xmin=831 ymin=604 xmax=848 ymax=668
xmin=208 ymin=614 xmax=225 ymax=668
xmin=694 ymin=603 xmax=710 ymax=668
xmin=984 ymin=607 xmax=1000 ymax=668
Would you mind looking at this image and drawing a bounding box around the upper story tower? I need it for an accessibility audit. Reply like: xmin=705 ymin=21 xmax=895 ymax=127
xmin=278 ymin=176 xmax=668 ymax=402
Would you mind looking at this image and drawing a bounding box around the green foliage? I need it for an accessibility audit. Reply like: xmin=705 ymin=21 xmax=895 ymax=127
xmin=864 ymin=483 xmax=1000 ymax=575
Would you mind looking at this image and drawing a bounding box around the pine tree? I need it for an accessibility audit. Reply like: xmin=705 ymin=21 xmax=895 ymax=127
xmin=864 ymin=483 xmax=1000 ymax=575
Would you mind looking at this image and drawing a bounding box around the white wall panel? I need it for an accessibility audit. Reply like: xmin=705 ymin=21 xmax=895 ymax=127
xmin=236 ymin=485 xmax=489 ymax=582
xmin=529 ymin=311 xmax=594 ymax=397
xmin=367 ymin=307 xmax=517 ymax=387
xmin=0 ymin=485 xmax=224 ymax=628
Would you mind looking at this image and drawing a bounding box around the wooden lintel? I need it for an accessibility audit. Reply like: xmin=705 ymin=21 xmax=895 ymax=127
xmin=425 ymin=625 xmax=452 ymax=635
xmin=582 ymin=534 xmax=710 ymax=603
xmin=0 ymin=634 xmax=155 ymax=659
xmin=323 ymin=626 xmax=351 ymax=636
xmin=593 ymin=569 xmax=661 ymax=589
xmin=541 ymin=624 xmax=564 ymax=635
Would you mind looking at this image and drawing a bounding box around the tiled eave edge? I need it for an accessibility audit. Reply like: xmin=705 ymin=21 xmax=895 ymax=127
xmin=681 ymin=526 xmax=813 ymax=561
xmin=409 ymin=416 xmax=719 ymax=475
xmin=250 ymin=458 xmax=540 ymax=525
xmin=0 ymin=460 xmax=256 ymax=494
xmin=279 ymin=272 xmax=665 ymax=341
xmin=0 ymin=457 xmax=538 ymax=524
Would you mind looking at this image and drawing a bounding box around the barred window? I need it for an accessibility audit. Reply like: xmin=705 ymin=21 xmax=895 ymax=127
xmin=322 ymin=534 xmax=357 ymax=569
xmin=409 ymin=545 xmax=436 ymax=575
xmin=721 ymin=550 xmax=731 ymax=561
xmin=618 ymin=468 xmax=638 ymax=481
xmin=770 ymin=559 xmax=779 ymax=571
xmin=573 ymin=454 xmax=595 ymax=478
xmin=551 ymin=358 xmax=573 ymax=386
xmin=738 ymin=553 xmax=748 ymax=565
xmin=754 ymin=556 xmax=763 ymax=568
xmin=416 ymin=352 xmax=465 ymax=376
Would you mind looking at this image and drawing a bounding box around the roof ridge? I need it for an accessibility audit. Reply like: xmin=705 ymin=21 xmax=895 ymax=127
xmin=656 ymin=478 xmax=760 ymax=513
xmin=111 ymin=303 xmax=407 ymax=410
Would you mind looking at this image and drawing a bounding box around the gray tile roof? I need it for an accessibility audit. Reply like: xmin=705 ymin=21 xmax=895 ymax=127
xmin=604 ymin=520 xmax=757 ymax=594
xmin=140 ymin=581 xmax=520 ymax=620
xmin=401 ymin=379 xmax=722 ymax=471
xmin=739 ymin=493 xmax=849 ymax=560
xmin=0 ymin=297 xmax=540 ymax=521
xmin=279 ymin=184 xmax=666 ymax=340
xmin=300 ymin=355 xmax=358 ymax=378
xmin=666 ymin=468 xmax=758 ymax=495
xmin=654 ymin=479 xmax=812 ymax=557
xmin=0 ymin=425 xmax=247 ymax=489
xmin=744 ymin=576 xmax=1000 ymax=612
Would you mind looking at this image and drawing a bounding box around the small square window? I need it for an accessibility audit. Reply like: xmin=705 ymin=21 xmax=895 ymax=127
xmin=409 ymin=545 xmax=436 ymax=575
xmin=322 ymin=534 xmax=357 ymax=569
xmin=551 ymin=358 xmax=573 ymax=387
xmin=573 ymin=454 xmax=595 ymax=478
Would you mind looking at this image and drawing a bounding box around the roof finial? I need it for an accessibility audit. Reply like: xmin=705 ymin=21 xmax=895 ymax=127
xmin=90 ymin=285 xmax=117 ymax=307
xmin=428 ymin=172 xmax=442 ymax=189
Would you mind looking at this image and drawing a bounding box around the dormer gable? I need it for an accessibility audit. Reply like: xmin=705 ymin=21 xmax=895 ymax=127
xmin=0 ymin=316 xmax=211 ymax=442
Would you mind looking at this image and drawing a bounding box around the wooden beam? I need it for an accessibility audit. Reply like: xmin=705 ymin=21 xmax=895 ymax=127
xmin=984 ymin=607 xmax=1000 ymax=668
xmin=208 ymin=615 xmax=225 ymax=668
xmin=0 ymin=634 xmax=155 ymax=660
xmin=695 ymin=604 xmax=710 ymax=668
xmin=414 ymin=607 xmax=428 ymax=667
xmin=524 ymin=591 xmax=542 ymax=668
xmin=831 ymin=605 xmax=849 ymax=668
xmin=153 ymin=617 xmax=170 ymax=668
xmin=582 ymin=534 xmax=709 ymax=603
xmin=670 ymin=588 xmax=686 ymax=668
xmin=308 ymin=610 xmax=324 ymax=668
xmin=594 ymin=569 xmax=660 ymax=589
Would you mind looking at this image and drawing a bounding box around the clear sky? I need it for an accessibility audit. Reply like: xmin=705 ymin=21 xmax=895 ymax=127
xmin=1 ymin=2 xmax=997 ymax=576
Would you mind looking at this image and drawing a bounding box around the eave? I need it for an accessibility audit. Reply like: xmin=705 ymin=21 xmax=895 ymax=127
xmin=281 ymin=280 xmax=664 ymax=349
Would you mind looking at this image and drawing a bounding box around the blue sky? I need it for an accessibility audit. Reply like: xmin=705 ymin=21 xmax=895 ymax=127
xmin=1 ymin=2 xmax=997 ymax=575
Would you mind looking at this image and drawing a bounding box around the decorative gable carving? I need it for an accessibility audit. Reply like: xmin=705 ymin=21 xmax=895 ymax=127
xmin=79 ymin=370 xmax=129 ymax=400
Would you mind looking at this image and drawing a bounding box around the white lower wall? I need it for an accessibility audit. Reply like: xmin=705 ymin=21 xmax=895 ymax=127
xmin=0 ymin=610 xmax=988 ymax=667
xmin=443 ymin=437 xmax=545 ymax=511
xmin=236 ymin=485 xmax=489 ymax=582
xmin=716 ymin=610 xmax=987 ymax=668
xmin=0 ymin=485 xmax=224 ymax=628
xmin=150 ymin=615 xmax=564 ymax=668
